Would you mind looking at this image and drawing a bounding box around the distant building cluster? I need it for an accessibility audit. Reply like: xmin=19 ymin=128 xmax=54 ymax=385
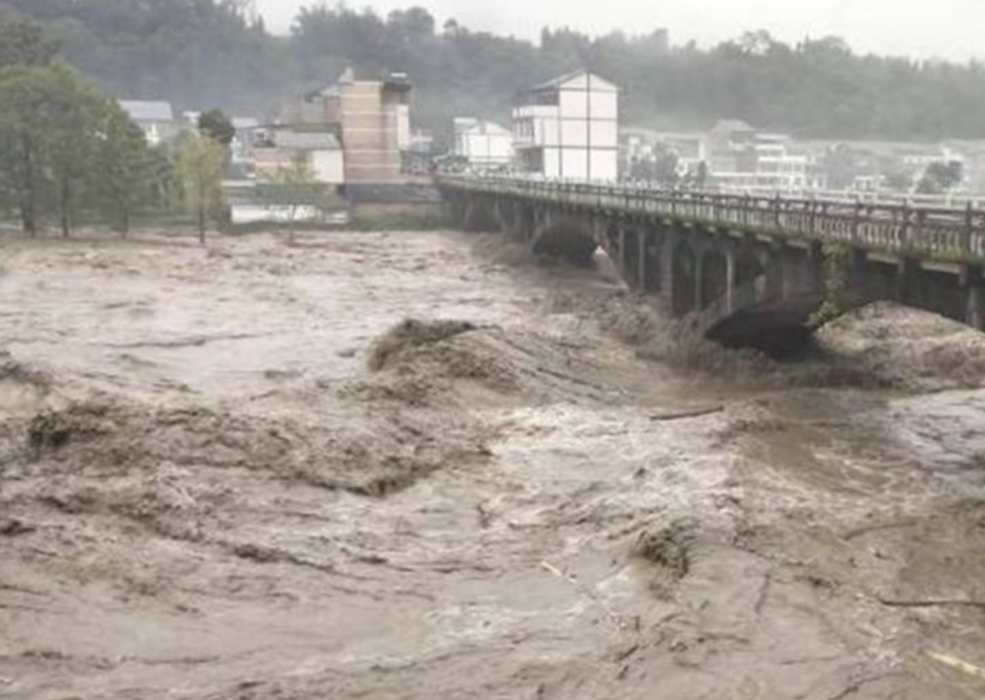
xmin=116 ymin=65 xmax=985 ymax=226
xmin=620 ymin=119 xmax=985 ymax=199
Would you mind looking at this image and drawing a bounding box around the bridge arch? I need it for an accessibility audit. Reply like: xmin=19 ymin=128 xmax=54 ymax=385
xmin=462 ymin=198 xmax=499 ymax=232
xmin=735 ymin=247 xmax=764 ymax=286
xmin=533 ymin=220 xmax=598 ymax=268
xmin=622 ymin=227 xmax=642 ymax=287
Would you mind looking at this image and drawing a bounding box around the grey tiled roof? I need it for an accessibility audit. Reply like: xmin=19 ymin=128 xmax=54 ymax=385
xmin=119 ymin=100 xmax=175 ymax=123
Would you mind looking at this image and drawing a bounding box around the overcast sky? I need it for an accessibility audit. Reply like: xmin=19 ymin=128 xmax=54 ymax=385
xmin=256 ymin=0 xmax=984 ymax=62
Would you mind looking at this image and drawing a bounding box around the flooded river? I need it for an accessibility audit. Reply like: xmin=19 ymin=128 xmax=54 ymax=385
xmin=2 ymin=230 xmax=985 ymax=699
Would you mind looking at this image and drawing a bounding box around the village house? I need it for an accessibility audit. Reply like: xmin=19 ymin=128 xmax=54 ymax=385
xmin=453 ymin=118 xmax=514 ymax=171
xmin=513 ymin=71 xmax=620 ymax=182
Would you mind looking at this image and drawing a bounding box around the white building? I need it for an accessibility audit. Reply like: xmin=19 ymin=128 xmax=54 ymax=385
xmin=231 ymin=116 xmax=260 ymax=164
xmin=453 ymin=119 xmax=514 ymax=169
xmin=119 ymin=100 xmax=177 ymax=146
xmin=513 ymin=72 xmax=619 ymax=182
xmin=254 ymin=129 xmax=345 ymax=185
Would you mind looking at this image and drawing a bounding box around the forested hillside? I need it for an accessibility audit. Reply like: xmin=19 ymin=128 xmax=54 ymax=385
xmin=3 ymin=0 xmax=985 ymax=143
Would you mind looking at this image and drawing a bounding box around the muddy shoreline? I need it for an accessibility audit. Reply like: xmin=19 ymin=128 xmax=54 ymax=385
xmin=2 ymin=230 xmax=985 ymax=699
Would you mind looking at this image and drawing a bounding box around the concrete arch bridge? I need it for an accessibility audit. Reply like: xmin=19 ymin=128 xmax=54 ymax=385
xmin=439 ymin=176 xmax=985 ymax=354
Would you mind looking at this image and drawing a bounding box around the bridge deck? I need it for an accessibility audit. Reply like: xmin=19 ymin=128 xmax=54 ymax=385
xmin=440 ymin=176 xmax=985 ymax=265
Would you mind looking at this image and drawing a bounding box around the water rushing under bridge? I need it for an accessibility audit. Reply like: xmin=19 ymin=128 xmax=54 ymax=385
xmin=438 ymin=176 xmax=985 ymax=353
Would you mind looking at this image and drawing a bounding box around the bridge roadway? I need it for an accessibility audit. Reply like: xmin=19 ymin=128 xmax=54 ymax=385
xmin=438 ymin=176 xmax=985 ymax=353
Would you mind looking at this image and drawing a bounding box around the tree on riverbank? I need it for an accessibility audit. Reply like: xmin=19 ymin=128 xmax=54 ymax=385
xmin=0 ymin=20 xmax=156 ymax=236
xmin=198 ymin=109 xmax=236 ymax=147
xmin=46 ymin=63 xmax=105 ymax=237
xmin=96 ymin=102 xmax=156 ymax=236
xmin=0 ymin=65 xmax=52 ymax=235
xmin=265 ymin=151 xmax=318 ymax=244
xmin=176 ymin=133 xmax=226 ymax=244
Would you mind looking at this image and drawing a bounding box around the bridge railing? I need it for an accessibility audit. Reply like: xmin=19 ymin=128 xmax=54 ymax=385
xmin=439 ymin=175 xmax=985 ymax=264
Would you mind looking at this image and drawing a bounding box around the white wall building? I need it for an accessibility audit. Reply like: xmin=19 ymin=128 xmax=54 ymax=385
xmin=254 ymin=129 xmax=345 ymax=185
xmin=231 ymin=116 xmax=260 ymax=165
xmin=453 ymin=119 xmax=514 ymax=169
xmin=513 ymin=72 xmax=619 ymax=182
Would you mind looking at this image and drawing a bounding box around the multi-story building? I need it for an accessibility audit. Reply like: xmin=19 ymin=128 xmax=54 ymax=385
xmin=453 ymin=118 xmax=514 ymax=170
xmin=327 ymin=71 xmax=411 ymax=183
xmin=280 ymin=69 xmax=412 ymax=185
xmin=513 ymin=71 xmax=619 ymax=182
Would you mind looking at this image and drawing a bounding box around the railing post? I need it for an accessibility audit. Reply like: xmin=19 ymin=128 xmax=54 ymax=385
xmin=913 ymin=209 xmax=925 ymax=252
xmin=852 ymin=198 xmax=862 ymax=244
xmin=900 ymin=200 xmax=910 ymax=250
xmin=964 ymin=202 xmax=974 ymax=255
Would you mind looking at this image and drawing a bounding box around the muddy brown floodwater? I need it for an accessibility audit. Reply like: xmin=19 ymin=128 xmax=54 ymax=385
xmin=2 ymin=230 xmax=985 ymax=699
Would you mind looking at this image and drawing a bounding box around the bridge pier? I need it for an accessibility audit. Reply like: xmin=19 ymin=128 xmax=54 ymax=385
xmin=694 ymin=244 xmax=705 ymax=311
xmin=724 ymin=248 xmax=737 ymax=315
xmin=759 ymin=244 xmax=785 ymax=301
xmin=618 ymin=224 xmax=629 ymax=282
xmin=637 ymin=228 xmax=648 ymax=291
xmin=963 ymin=265 xmax=985 ymax=331
xmin=896 ymin=258 xmax=920 ymax=306
xmin=645 ymin=228 xmax=664 ymax=294
xmin=849 ymin=248 xmax=868 ymax=296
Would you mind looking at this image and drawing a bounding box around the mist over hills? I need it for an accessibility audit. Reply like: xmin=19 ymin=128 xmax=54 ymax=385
xmin=3 ymin=0 xmax=984 ymax=144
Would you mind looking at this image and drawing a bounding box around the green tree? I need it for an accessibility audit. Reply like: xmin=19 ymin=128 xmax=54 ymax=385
xmin=198 ymin=108 xmax=236 ymax=146
xmin=0 ymin=16 xmax=58 ymax=68
xmin=176 ymin=133 xmax=226 ymax=244
xmin=264 ymin=151 xmax=317 ymax=244
xmin=917 ymin=161 xmax=964 ymax=194
xmin=654 ymin=150 xmax=681 ymax=186
xmin=97 ymin=101 xmax=154 ymax=236
xmin=0 ymin=65 xmax=55 ymax=235
xmin=823 ymin=146 xmax=860 ymax=190
xmin=147 ymin=144 xmax=178 ymax=213
xmin=45 ymin=62 xmax=104 ymax=237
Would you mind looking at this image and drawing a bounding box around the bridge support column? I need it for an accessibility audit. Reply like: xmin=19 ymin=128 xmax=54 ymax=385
xmin=963 ymin=265 xmax=985 ymax=331
xmin=618 ymin=223 xmax=629 ymax=282
xmin=638 ymin=229 xmax=648 ymax=291
xmin=849 ymin=248 xmax=868 ymax=301
xmin=725 ymin=249 xmax=737 ymax=314
xmin=694 ymin=241 xmax=706 ymax=311
xmin=643 ymin=228 xmax=663 ymax=294
xmin=660 ymin=227 xmax=680 ymax=314
xmin=807 ymin=242 xmax=824 ymax=293
xmin=896 ymin=257 xmax=920 ymax=306
xmin=759 ymin=245 xmax=784 ymax=301
xmin=512 ymin=203 xmax=522 ymax=239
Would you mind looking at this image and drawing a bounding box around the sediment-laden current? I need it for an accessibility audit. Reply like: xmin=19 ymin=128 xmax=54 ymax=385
xmin=2 ymin=230 xmax=985 ymax=699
